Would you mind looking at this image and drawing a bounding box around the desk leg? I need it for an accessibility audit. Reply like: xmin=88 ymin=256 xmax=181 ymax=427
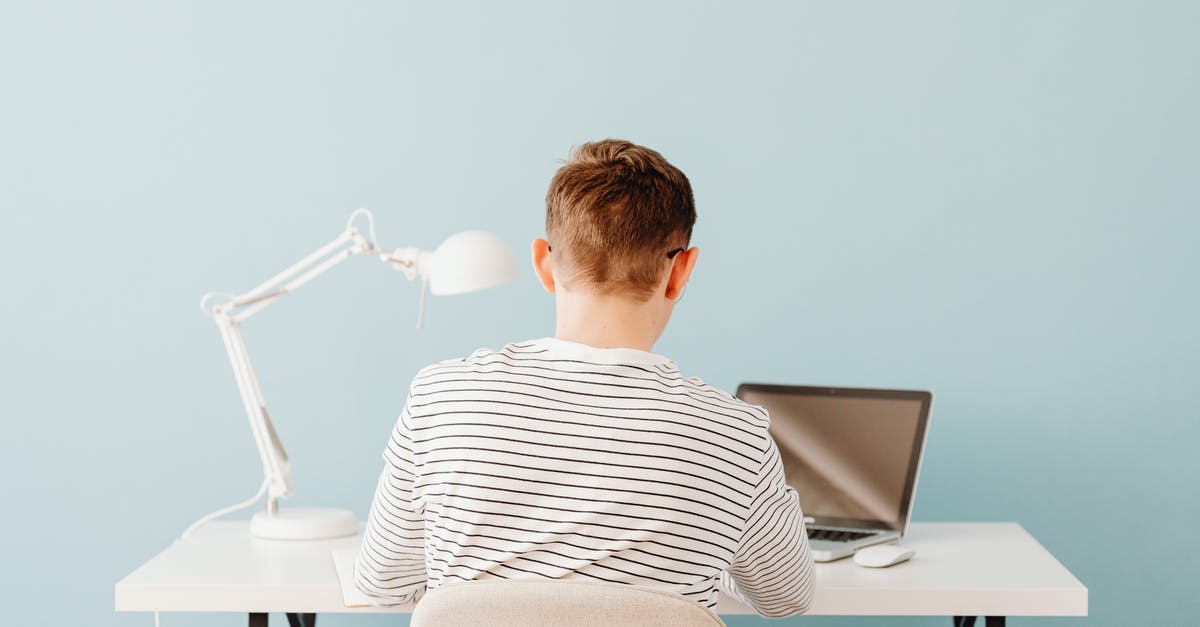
xmin=246 ymin=613 xmax=316 ymax=627
xmin=286 ymin=613 xmax=317 ymax=627
xmin=953 ymin=617 xmax=1005 ymax=627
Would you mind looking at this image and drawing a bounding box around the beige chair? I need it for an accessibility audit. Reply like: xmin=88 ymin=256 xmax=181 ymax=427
xmin=410 ymin=579 xmax=727 ymax=627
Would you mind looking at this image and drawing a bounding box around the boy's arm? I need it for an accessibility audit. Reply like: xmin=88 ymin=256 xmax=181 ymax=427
xmin=354 ymin=398 xmax=427 ymax=606
xmin=720 ymin=435 xmax=816 ymax=617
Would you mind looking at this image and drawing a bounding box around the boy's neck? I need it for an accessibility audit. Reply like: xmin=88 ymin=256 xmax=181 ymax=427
xmin=554 ymin=290 xmax=668 ymax=353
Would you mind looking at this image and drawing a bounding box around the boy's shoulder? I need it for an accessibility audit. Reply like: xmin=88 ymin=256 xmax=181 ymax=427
xmin=408 ymin=342 xmax=548 ymax=392
xmin=412 ymin=342 xmax=531 ymax=377
xmin=411 ymin=339 xmax=771 ymax=431
xmin=674 ymin=374 xmax=772 ymax=430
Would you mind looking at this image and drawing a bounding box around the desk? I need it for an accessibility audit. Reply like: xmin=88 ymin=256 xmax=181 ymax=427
xmin=116 ymin=522 xmax=1086 ymax=625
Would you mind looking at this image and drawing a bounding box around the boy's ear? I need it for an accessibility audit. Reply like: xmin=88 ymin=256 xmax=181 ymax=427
xmin=664 ymin=247 xmax=699 ymax=300
xmin=531 ymin=238 xmax=556 ymax=294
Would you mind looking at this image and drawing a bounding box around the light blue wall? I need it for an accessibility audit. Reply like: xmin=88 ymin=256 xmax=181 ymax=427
xmin=1 ymin=1 xmax=1196 ymax=625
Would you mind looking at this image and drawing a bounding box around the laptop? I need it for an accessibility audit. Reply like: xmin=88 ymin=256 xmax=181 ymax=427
xmin=736 ymin=384 xmax=932 ymax=562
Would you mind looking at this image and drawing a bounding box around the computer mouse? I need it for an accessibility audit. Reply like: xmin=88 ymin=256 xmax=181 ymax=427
xmin=853 ymin=543 xmax=915 ymax=568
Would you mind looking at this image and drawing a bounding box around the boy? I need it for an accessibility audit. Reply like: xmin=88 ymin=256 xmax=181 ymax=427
xmin=355 ymin=139 xmax=814 ymax=617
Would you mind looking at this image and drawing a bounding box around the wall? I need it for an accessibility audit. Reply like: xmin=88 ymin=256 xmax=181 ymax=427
xmin=1 ymin=2 xmax=1196 ymax=625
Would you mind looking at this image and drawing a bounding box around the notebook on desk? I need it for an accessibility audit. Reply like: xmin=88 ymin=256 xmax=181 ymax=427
xmin=331 ymin=549 xmax=373 ymax=607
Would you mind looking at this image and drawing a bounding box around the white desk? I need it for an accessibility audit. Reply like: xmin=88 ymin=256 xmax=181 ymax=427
xmin=116 ymin=522 xmax=1086 ymax=625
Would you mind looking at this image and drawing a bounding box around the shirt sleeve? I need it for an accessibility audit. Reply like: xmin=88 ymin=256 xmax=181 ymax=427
xmin=354 ymin=396 xmax=427 ymax=606
xmin=720 ymin=434 xmax=816 ymax=617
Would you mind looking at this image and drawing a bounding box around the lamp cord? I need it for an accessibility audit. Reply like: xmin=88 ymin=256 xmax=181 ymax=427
xmin=346 ymin=208 xmax=378 ymax=245
xmin=179 ymin=477 xmax=269 ymax=541
xmin=416 ymin=275 xmax=428 ymax=329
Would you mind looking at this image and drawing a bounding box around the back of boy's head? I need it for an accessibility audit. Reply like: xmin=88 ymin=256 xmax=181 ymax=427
xmin=545 ymin=139 xmax=696 ymax=301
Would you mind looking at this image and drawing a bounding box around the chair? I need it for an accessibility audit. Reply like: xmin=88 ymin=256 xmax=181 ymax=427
xmin=410 ymin=579 xmax=727 ymax=627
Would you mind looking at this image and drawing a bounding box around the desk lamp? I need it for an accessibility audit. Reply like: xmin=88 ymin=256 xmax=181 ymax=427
xmin=197 ymin=209 xmax=517 ymax=540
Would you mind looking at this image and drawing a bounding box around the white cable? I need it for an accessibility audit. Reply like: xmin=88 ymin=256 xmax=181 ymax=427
xmin=346 ymin=208 xmax=378 ymax=245
xmin=199 ymin=292 xmax=236 ymax=317
xmin=154 ymin=611 xmax=160 ymax=627
xmin=416 ymin=276 xmax=428 ymax=329
xmin=179 ymin=478 xmax=269 ymax=540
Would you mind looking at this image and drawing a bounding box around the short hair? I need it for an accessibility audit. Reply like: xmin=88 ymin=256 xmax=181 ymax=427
xmin=545 ymin=139 xmax=696 ymax=300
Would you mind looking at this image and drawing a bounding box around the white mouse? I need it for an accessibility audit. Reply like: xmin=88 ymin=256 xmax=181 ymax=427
xmin=853 ymin=543 xmax=915 ymax=568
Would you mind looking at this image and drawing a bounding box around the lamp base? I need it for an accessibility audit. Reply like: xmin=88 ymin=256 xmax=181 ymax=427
xmin=250 ymin=506 xmax=358 ymax=540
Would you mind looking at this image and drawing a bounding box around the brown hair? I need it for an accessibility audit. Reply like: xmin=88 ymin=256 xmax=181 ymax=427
xmin=545 ymin=139 xmax=696 ymax=300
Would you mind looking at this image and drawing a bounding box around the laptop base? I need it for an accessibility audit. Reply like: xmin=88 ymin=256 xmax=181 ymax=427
xmin=809 ymin=528 xmax=900 ymax=562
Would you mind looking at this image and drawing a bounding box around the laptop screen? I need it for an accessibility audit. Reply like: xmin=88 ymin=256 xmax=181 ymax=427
xmin=737 ymin=385 xmax=931 ymax=531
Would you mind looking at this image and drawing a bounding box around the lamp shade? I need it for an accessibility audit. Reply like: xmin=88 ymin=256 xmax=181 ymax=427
xmin=427 ymin=230 xmax=519 ymax=295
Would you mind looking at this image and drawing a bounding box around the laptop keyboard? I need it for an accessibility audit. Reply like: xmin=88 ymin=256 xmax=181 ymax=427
xmin=807 ymin=528 xmax=876 ymax=542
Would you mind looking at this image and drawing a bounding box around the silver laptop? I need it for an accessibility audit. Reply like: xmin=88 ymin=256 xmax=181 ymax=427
xmin=737 ymin=384 xmax=932 ymax=562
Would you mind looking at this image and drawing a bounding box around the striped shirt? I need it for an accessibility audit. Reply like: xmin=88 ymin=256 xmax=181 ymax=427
xmin=355 ymin=337 xmax=815 ymax=617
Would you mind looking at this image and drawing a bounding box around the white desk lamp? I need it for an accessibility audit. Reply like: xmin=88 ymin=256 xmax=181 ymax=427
xmin=195 ymin=209 xmax=517 ymax=541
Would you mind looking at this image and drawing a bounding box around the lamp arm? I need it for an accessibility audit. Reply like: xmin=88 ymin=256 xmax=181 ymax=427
xmin=225 ymin=208 xmax=375 ymax=303
xmin=226 ymin=230 xmax=366 ymax=322
xmin=213 ymin=240 xmax=424 ymax=324
xmin=213 ymin=314 xmax=292 ymax=506
xmin=201 ymin=209 xmax=427 ymax=516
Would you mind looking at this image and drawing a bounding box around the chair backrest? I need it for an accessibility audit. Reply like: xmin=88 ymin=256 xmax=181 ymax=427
xmin=410 ymin=579 xmax=727 ymax=627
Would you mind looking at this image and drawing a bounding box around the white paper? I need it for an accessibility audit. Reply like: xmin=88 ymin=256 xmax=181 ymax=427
xmin=331 ymin=549 xmax=373 ymax=608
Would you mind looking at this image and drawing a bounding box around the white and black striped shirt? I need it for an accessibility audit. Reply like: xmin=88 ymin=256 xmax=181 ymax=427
xmin=355 ymin=337 xmax=814 ymax=617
